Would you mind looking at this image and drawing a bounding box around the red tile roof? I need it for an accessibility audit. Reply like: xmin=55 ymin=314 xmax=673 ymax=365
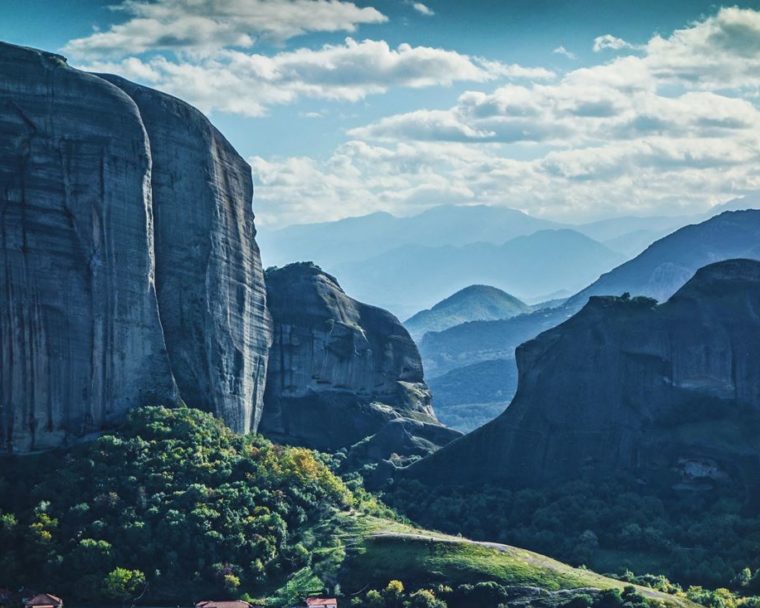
xmin=305 ymin=598 xmax=337 ymax=607
xmin=195 ymin=601 xmax=253 ymax=608
xmin=24 ymin=594 xmax=62 ymax=608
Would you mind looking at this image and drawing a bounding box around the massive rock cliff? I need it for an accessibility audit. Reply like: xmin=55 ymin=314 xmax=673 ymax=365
xmin=405 ymin=259 xmax=760 ymax=497
xmin=260 ymin=262 xmax=459 ymax=455
xmin=0 ymin=42 xmax=271 ymax=452
xmin=100 ymin=75 xmax=271 ymax=434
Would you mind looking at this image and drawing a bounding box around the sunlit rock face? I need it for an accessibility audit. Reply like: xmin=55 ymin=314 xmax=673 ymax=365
xmin=260 ymin=262 xmax=449 ymax=452
xmin=101 ymin=75 xmax=272 ymax=435
xmin=0 ymin=42 xmax=271 ymax=451
xmin=405 ymin=259 xmax=760 ymax=497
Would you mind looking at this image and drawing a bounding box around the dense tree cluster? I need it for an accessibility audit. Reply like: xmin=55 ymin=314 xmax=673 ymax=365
xmin=385 ymin=479 xmax=760 ymax=590
xmin=0 ymin=406 xmax=353 ymax=603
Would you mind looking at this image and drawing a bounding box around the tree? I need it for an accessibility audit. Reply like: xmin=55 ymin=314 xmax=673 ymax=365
xmin=103 ymin=567 xmax=146 ymax=604
xmin=409 ymin=589 xmax=446 ymax=608
xmin=384 ymin=580 xmax=405 ymax=607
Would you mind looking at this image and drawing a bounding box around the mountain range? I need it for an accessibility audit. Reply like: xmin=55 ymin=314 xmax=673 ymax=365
xmin=405 ymin=258 xmax=760 ymax=497
xmin=405 ymin=285 xmax=531 ymax=340
xmin=419 ymin=209 xmax=760 ymax=428
xmin=259 ymin=196 xmax=760 ymax=319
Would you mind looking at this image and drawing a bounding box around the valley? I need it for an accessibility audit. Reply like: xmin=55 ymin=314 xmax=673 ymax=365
xmin=2 ymin=23 xmax=760 ymax=608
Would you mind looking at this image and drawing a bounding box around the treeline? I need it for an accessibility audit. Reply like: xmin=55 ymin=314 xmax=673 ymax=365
xmin=384 ymin=479 xmax=760 ymax=591
xmin=0 ymin=406 xmax=353 ymax=603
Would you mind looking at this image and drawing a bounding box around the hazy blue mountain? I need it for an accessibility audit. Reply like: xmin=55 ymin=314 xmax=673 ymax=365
xmin=404 ymin=285 xmax=530 ymax=340
xmin=407 ymin=259 xmax=760 ymax=496
xmin=568 ymin=209 xmax=760 ymax=307
xmin=334 ymin=229 xmax=625 ymax=318
xmin=602 ymin=229 xmax=667 ymax=257
xmin=422 ymin=210 xmax=760 ymax=418
xmin=574 ymin=214 xmax=690 ymax=242
xmin=703 ymin=191 xmax=760 ymax=216
xmin=258 ymin=204 xmax=563 ymax=269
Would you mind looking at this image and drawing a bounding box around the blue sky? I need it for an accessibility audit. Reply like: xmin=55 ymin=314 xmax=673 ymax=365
xmin=2 ymin=0 xmax=760 ymax=227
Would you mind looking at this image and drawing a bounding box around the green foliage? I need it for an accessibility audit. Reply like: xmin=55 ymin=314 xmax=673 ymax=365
xmin=0 ymin=406 xmax=353 ymax=603
xmin=384 ymin=478 xmax=760 ymax=589
xmin=103 ymin=567 xmax=146 ymax=602
xmin=349 ymin=580 xmax=663 ymax=608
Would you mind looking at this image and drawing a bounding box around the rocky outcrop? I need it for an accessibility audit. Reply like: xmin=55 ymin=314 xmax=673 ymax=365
xmin=100 ymin=75 xmax=271 ymax=434
xmin=405 ymin=259 xmax=760 ymax=497
xmin=0 ymin=42 xmax=271 ymax=452
xmin=260 ymin=262 xmax=457 ymax=454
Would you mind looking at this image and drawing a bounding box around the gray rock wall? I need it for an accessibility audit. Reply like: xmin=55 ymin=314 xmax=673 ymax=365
xmin=261 ymin=262 xmax=440 ymax=451
xmin=100 ymin=76 xmax=272 ymax=434
xmin=0 ymin=43 xmax=176 ymax=451
xmin=406 ymin=259 xmax=760 ymax=494
xmin=0 ymin=42 xmax=271 ymax=451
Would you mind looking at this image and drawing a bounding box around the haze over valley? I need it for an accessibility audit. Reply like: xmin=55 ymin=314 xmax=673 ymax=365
xmin=2 ymin=2 xmax=760 ymax=608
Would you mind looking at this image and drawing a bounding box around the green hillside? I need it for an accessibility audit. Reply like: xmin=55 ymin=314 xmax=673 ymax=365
xmin=0 ymin=407 xmax=707 ymax=608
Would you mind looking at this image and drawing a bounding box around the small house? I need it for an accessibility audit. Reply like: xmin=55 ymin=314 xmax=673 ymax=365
xmin=195 ymin=601 xmax=257 ymax=608
xmin=305 ymin=598 xmax=337 ymax=608
xmin=23 ymin=594 xmax=63 ymax=608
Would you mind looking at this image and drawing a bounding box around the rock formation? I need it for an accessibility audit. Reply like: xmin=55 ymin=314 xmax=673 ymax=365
xmin=100 ymin=75 xmax=271 ymax=435
xmin=0 ymin=41 xmax=458 ymax=459
xmin=0 ymin=42 xmax=271 ymax=452
xmin=260 ymin=262 xmax=459 ymax=454
xmin=405 ymin=259 xmax=760 ymax=497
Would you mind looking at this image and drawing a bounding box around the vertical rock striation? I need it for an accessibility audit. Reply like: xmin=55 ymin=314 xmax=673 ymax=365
xmin=0 ymin=42 xmax=271 ymax=451
xmin=100 ymin=76 xmax=272 ymax=434
xmin=0 ymin=43 xmax=175 ymax=451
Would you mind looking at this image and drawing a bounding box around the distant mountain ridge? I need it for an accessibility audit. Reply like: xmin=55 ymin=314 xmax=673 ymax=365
xmin=405 ymin=259 xmax=760 ymax=497
xmin=421 ymin=210 xmax=760 ymax=414
xmin=568 ymin=209 xmax=760 ymax=307
xmin=259 ymin=197 xmax=760 ymax=319
xmin=333 ymin=229 xmax=624 ymax=318
xmin=258 ymin=204 xmax=564 ymax=268
xmin=404 ymin=285 xmax=530 ymax=339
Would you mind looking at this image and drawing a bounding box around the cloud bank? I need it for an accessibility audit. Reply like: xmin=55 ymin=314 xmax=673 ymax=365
xmin=250 ymin=7 xmax=760 ymax=226
xmin=64 ymin=0 xmax=387 ymax=57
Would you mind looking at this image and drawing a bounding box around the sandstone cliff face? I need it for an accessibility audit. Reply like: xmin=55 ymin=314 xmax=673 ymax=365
xmin=100 ymin=75 xmax=272 ymax=434
xmin=0 ymin=43 xmax=270 ymax=451
xmin=0 ymin=43 xmax=176 ymax=452
xmin=405 ymin=259 xmax=760 ymax=495
xmin=260 ymin=263 xmax=452 ymax=452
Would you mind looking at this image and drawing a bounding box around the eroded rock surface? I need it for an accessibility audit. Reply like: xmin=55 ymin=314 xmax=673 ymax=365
xmin=260 ymin=263 xmax=453 ymax=454
xmin=101 ymin=75 xmax=272 ymax=434
xmin=406 ymin=259 xmax=760 ymax=496
xmin=0 ymin=43 xmax=270 ymax=451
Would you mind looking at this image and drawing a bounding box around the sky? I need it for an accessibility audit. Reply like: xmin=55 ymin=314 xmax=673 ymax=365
xmin=2 ymin=0 xmax=760 ymax=228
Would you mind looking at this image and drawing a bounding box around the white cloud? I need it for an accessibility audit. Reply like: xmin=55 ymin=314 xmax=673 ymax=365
xmin=347 ymin=7 xmax=760 ymax=145
xmin=82 ymin=38 xmax=548 ymax=116
xmin=592 ymin=34 xmax=636 ymax=52
xmin=84 ymin=39 xmax=493 ymax=115
xmin=251 ymin=8 xmax=760 ymax=226
xmin=412 ymin=2 xmax=435 ymax=16
xmin=552 ymin=46 xmax=576 ymax=60
xmin=252 ymin=132 xmax=760 ymax=227
xmin=643 ymin=6 xmax=760 ymax=88
xmin=350 ymin=82 xmax=760 ymax=144
xmin=64 ymin=0 xmax=387 ymax=58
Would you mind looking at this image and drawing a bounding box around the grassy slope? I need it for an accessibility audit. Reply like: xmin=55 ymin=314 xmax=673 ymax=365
xmin=327 ymin=513 xmax=698 ymax=608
